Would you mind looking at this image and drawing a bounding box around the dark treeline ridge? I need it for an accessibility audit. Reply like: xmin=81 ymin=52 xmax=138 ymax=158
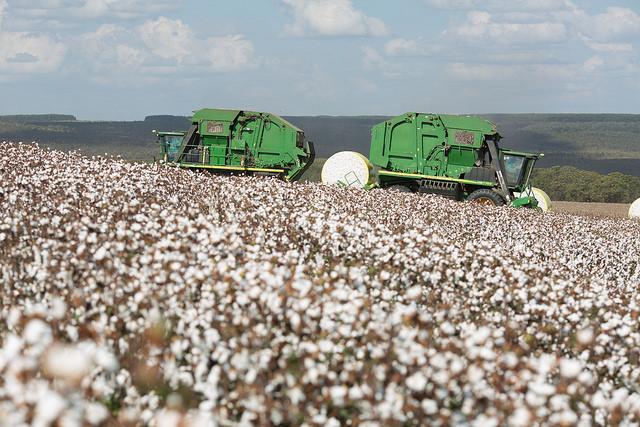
xmin=0 ymin=114 xmax=77 ymax=123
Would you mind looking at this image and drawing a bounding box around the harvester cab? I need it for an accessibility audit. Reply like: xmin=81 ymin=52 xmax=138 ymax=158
xmin=478 ymin=136 xmax=543 ymax=206
xmin=155 ymin=131 xmax=186 ymax=163
xmin=154 ymin=109 xmax=315 ymax=181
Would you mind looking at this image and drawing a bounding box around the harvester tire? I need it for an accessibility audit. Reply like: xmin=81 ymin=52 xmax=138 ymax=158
xmin=388 ymin=185 xmax=412 ymax=193
xmin=468 ymin=189 xmax=505 ymax=207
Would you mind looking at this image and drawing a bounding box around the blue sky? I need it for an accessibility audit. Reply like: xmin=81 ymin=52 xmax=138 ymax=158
xmin=0 ymin=0 xmax=638 ymax=119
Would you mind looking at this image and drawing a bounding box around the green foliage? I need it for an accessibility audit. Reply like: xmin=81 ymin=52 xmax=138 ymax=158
xmin=532 ymin=166 xmax=640 ymax=203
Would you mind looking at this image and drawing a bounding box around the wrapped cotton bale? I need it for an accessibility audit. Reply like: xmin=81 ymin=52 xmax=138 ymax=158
xmin=514 ymin=187 xmax=552 ymax=212
xmin=321 ymin=151 xmax=376 ymax=189
xmin=630 ymin=198 xmax=640 ymax=219
xmin=532 ymin=187 xmax=552 ymax=212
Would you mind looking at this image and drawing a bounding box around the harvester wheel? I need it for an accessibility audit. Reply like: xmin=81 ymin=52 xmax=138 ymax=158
xmin=387 ymin=185 xmax=412 ymax=193
xmin=468 ymin=189 xmax=505 ymax=207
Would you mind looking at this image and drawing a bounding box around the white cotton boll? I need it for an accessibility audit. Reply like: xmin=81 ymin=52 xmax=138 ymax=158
xmin=326 ymin=418 xmax=341 ymax=427
xmin=94 ymin=347 xmax=119 ymax=372
xmin=156 ymin=410 xmax=182 ymax=427
xmin=591 ymin=391 xmax=608 ymax=408
xmin=421 ymin=399 xmax=438 ymax=415
xmin=85 ymin=403 xmax=109 ymax=425
xmin=560 ymin=358 xmax=582 ymax=379
xmin=330 ymin=386 xmax=348 ymax=405
xmin=287 ymin=387 xmax=305 ymax=405
xmin=288 ymin=312 xmax=301 ymax=330
xmin=248 ymin=285 xmax=262 ymax=300
xmin=270 ymin=410 xmax=284 ymax=425
xmin=406 ymin=372 xmax=427 ymax=392
xmin=93 ymin=246 xmax=108 ymax=261
xmin=529 ymin=381 xmax=556 ymax=397
xmin=43 ymin=344 xmax=93 ymax=383
xmin=509 ymin=407 xmax=531 ymax=427
xmin=319 ymin=340 xmax=333 ymax=353
xmin=617 ymin=325 xmax=630 ymax=338
xmin=553 ymin=410 xmax=578 ymax=425
xmin=332 ymin=288 xmax=349 ymax=302
xmin=230 ymin=351 xmax=250 ymax=371
xmin=7 ymin=308 xmax=21 ymax=328
xmin=450 ymin=358 xmax=465 ymax=375
xmin=405 ymin=285 xmax=422 ymax=301
xmin=537 ymin=354 xmax=556 ymax=376
xmin=349 ymin=385 xmax=365 ymax=400
xmin=469 ymin=327 xmax=491 ymax=345
xmin=472 ymin=415 xmax=499 ymax=427
xmin=66 ymin=326 xmax=79 ymax=342
xmin=609 ymin=389 xmax=630 ymax=409
xmin=440 ymin=322 xmax=455 ymax=336
xmin=578 ymin=370 xmax=594 ymax=386
xmin=50 ymin=298 xmax=67 ymax=320
xmin=1 ymin=334 xmax=23 ymax=366
xmin=576 ymin=327 xmax=594 ymax=345
xmin=292 ymin=280 xmax=312 ymax=297
xmin=23 ymin=319 xmax=52 ymax=346
xmin=33 ymin=390 xmax=67 ymax=426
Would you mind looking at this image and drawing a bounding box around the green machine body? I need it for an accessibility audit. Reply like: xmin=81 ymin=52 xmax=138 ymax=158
xmin=156 ymin=109 xmax=315 ymax=181
xmin=369 ymin=113 xmax=542 ymax=207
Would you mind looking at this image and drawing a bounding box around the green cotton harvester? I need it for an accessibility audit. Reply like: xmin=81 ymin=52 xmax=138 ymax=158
xmin=155 ymin=109 xmax=315 ymax=181
xmin=322 ymin=113 xmax=545 ymax=208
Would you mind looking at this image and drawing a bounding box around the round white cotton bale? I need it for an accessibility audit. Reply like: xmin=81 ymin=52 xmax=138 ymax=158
xmin=630 ymin=198 xmax=640 ymax=219
xmin=532 ymin=187 xmax=552 ymax=212
xmin=321 ymin=151 xmax=375 ymax=188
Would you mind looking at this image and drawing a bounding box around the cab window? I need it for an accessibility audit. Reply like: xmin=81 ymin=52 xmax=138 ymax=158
xmin=503 ymin=155 xmax=526 ymax=187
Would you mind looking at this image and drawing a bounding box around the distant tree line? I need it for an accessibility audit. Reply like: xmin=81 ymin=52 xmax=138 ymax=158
xmin=532 ymin=166 xmax=640 ymax=203
xmin=0 ymin=114 xmax=76 ymax=123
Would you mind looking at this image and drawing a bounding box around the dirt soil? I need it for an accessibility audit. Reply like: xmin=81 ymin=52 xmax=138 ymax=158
xmin=553 ymin=201 xmax=631 ymax=218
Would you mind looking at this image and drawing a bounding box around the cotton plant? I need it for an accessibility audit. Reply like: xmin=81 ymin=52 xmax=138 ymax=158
xmin=1 ymin=142 xmax=640 ymax=426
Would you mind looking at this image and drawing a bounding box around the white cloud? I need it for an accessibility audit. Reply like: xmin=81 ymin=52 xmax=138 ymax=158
xmin=8 ymin=0 xmax=182 ymax=20
xmin=574 ymin=7 xmax=640 ymax=42
xmin=384 ymin=38 xmax=444 ymax=57
xmin=582 ymin=56 xmax=604 ymax=73
xmin=426 ymin=0 xmax=577 ymax=12
xmin=362 ymin=46 xmax=403 ymax=78
xmin=203 ymin=36 xmax=255 ymax=73
xmin=80 ymin=18 xmax=255 ymax=75
xmin=585 ymin=42 xmax=633 ymax=53
xmin=385 ymin=38 xmax=420 ymax=56
xmin=115 ymin=44 xmax=144 ymax=68
xmin=0 ymin=0 xmax=67 ymax=75
xmin=445 ymin=11 xmax=568 ymax=45
xmin=138 ymin=17 xmax=193 ymax=63
xmin=425 ymin=0 xmax=478 ymax=10
xmin=0 ymin=31 xmax=66 ymax=74
xmin=282 ymin=0 xmax=388 ymax=37
xmin=446 ymin=55 xmax=605 ymax=82
xmin=446 ymin=62 xmax=519 ymax=81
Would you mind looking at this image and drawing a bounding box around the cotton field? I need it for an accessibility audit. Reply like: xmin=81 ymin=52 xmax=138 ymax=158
xmin=2 ymin=142 xmax=640 ymax=427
